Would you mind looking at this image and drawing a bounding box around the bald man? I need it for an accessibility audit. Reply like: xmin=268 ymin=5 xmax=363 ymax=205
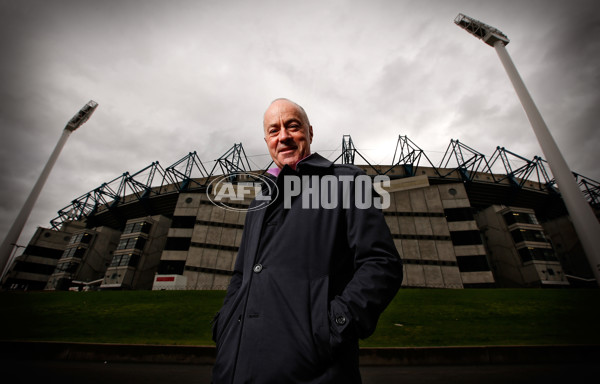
xmin=211 ymin=98 xmax=403 ymax=383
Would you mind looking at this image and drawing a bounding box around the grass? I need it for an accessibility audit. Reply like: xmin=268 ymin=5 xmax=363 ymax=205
xmin=0 ymin=290 xmax=225 ymax=345
xmin=363 ymin=289 xmax=600 ymax=347
xmin=0 ymin=289 xmax=598 ymax=347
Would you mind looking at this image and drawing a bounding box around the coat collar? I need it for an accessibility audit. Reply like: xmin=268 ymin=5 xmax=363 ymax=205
xmin=268 ymin=153 xmax=332 ymax=177
xmin=296 ymin=153 xmax=333 ymax=172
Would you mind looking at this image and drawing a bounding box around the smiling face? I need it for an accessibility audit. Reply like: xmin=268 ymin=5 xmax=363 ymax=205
xmin=263 ymin=99 xmax=313 ymax=170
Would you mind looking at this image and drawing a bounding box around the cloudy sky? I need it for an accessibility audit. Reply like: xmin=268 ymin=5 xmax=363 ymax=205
xmin=1 ymin=0 xmax=599 ymax=253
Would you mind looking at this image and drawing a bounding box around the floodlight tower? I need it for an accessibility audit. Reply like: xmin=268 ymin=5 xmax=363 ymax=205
xmin=455 ymin=13 xmax=600 ymax=285
xmin=0 ymin=100 xmax=98 ymax=281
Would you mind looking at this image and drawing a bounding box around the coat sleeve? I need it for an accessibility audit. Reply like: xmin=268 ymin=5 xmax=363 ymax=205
xmin=329 ymin=170 xmax=403 ymax=344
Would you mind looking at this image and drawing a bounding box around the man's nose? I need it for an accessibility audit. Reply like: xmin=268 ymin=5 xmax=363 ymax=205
xmin=278 ymin=128 xmax=292 ymax=141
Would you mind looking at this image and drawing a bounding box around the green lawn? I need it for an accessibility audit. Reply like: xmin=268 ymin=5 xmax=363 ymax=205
xmin=0 ymin=289 xmax=598 ymax=347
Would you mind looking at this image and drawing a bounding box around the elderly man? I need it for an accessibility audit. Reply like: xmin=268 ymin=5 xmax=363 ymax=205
xmin=211 ymin=98 xmax=403 ymax=383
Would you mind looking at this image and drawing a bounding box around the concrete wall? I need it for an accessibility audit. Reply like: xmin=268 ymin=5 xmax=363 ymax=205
xmin=475 ymin=205 xmax=568 ymax=288
xmin=1 ymin=221 xmax=86 ymax=290
xmin=161 ymin=177 xmax=501 ymax=290
xmin=45 ymin=226 xmax=121 ymax=290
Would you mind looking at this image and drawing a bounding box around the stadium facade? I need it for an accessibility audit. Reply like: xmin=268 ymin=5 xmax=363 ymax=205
xmin=2 ymin=136 xmax=598 ymax=291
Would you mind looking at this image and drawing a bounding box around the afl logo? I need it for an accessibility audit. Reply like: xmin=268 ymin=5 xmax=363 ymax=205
xmin=206 ymin=172 xmax=278 ymax=212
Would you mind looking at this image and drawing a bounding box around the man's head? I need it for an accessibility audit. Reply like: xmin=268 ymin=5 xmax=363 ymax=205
xmin=263 ymin=98 xmax=313 ymax=170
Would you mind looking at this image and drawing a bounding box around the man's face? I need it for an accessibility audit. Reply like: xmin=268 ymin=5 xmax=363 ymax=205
xmin=263 ymin=100 xmax=313 ymax=170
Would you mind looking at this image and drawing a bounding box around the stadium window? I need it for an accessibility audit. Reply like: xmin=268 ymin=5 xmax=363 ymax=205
xmin=123 ymin=222 xmax=135 ymax=234
xmin=510 ymin=229 xmax=548 ymax=244
xmin=119 ymin=254 xmax=130 ymax=267
xmin=518 ymin=247 xmax=557 ymax=263
xmin=62 ymin=248 xmax=75 ymax=259
xmin=503 ymin=211 xmax=539 ymax=226
xmin=444 ymin=207 xmax=474 ymax=222
xmin=124 ymin=221 xmax=152 ymax=235
xmin=171 ymin=216 xmax=197 ymax=228
xmin=55 ymin=261 xmax=79 ymax=274
xmin=70 ymin=232 xmax=92 ymax=244
xmin=13 ymin=261 xmax=56 ymax=275
xmin=139 ymin=222 xmax=151 ymax=234
xmin=456 ymin=255 xmax=491 ymax=272
xmin=134 ymin=237 xmax=146 ymax=250
xmin=164 ymin=237 xmax=192 ymax=251
xmin=117 ymin=237 xmax=147 ymax=251
xmin=62 ymin=247 xmax=86 ymax=259
xmin=510 ymin=229 xmax=524 ymax=243
xmin=80 ymin=233 xmax=92 ymax=244
xmin=110 ymin=252 xmax=141 ymax=267
xmin=110 ymin=255 xmax=122 ymax=267
xmin=24 ymin=245 xmax=64 ymax=259
xmin=503 ymin=212 xmax=516 ymax=226
xmin=450 ymin=230 xmax=483 ymax=246
xmin=117 ymin=238 xmax=129 ymax=250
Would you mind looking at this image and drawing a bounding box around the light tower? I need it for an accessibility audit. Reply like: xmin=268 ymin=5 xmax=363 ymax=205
xmin=0 ymin=100 xmax=98 ymax=280
xmin=455 ymin=13 xmax=600 ymax=285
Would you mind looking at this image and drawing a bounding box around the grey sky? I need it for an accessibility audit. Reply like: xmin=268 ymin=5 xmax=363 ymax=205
xmin=1 ymin=0 xmax=599 ymax=250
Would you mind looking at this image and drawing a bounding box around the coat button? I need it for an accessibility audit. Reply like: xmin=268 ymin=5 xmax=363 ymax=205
xmin=335 ymin=316 xmax=346 ymax=325
xmin=253 ymin=264 xmax=263 ymax=273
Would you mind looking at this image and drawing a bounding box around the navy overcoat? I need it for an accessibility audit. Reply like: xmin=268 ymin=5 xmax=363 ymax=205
xmin=212 ymin=153 xmax=403 ymax=383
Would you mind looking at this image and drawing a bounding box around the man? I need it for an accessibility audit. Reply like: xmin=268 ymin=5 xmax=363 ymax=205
xmin=211 ymin=98 xmax=403 ymax=383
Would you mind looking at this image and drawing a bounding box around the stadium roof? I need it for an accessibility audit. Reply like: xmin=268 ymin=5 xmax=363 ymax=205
xmin=51 ymin=135 xmax=598 ymax=231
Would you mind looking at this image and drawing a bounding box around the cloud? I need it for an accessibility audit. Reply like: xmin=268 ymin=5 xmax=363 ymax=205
xmin=1 ymin=0 xmax=598 ymax=253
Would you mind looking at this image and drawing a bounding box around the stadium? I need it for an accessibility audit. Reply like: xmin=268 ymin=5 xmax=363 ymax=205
xmin=2 ymin=134 xmax=598 ymax=291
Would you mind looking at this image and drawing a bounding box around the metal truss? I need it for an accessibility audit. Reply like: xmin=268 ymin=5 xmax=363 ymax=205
xmin=50 ymin=162 xmax=168 ymax=229
xmin=439 ymin=139 xmax=491 ymax=181
xmin=162 ymin=151 xmax=209 ymax=192
xmin=487 ymin=147 xmax=554 ymax=190
xmin=391 ymin=135 xmax=439 ymax=177
xmin=49 ymin=137 xmax=598 ymax=230
xmin=333 ymin=136 xmax=597 ymax=208
xmin=336 ymin=135 xmax=439 ymax=177
xmin=334 ymin=135 xmax=383 ymax=175
xmin=340 ymin=135 xmax=356 ymax=165
xmin=208 ymin=143 xmax=252 ymax=180
xmin=574 ymin=173 xmax=600 ymax=208
xmin=50 ymin=143 xmax=250 ymax=230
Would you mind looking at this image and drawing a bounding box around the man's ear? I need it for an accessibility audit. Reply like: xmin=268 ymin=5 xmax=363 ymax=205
xmin=309 ymin=125 xmax=313 ymax=143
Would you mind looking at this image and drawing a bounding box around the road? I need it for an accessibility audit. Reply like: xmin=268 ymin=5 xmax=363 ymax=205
xmin=1 ymin=359 xmax=596 ymax=383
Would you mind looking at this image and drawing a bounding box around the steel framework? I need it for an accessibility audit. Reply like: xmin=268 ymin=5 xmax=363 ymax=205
xmin=439 ymin=139 xmax=491 ymax=182
xmin=391 ymin=135 xmax=439 ymax=177
xmin=51 ymin=143 xmax=247 ymax=229
xmin=336 ymin=135 xmax=439 ymax=177
xmin=49 ymin=136 xmax=599 ymax=230
xmin=487 ymin=147 xmax=554 ymax=190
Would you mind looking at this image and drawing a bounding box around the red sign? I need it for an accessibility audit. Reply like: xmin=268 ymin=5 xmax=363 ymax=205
xmin=156 ymin=276 xmax=175 ymax=282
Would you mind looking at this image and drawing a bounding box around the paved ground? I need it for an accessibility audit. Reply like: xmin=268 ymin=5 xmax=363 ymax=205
xmin=1 ymin=359 xmax=596 ymax=383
